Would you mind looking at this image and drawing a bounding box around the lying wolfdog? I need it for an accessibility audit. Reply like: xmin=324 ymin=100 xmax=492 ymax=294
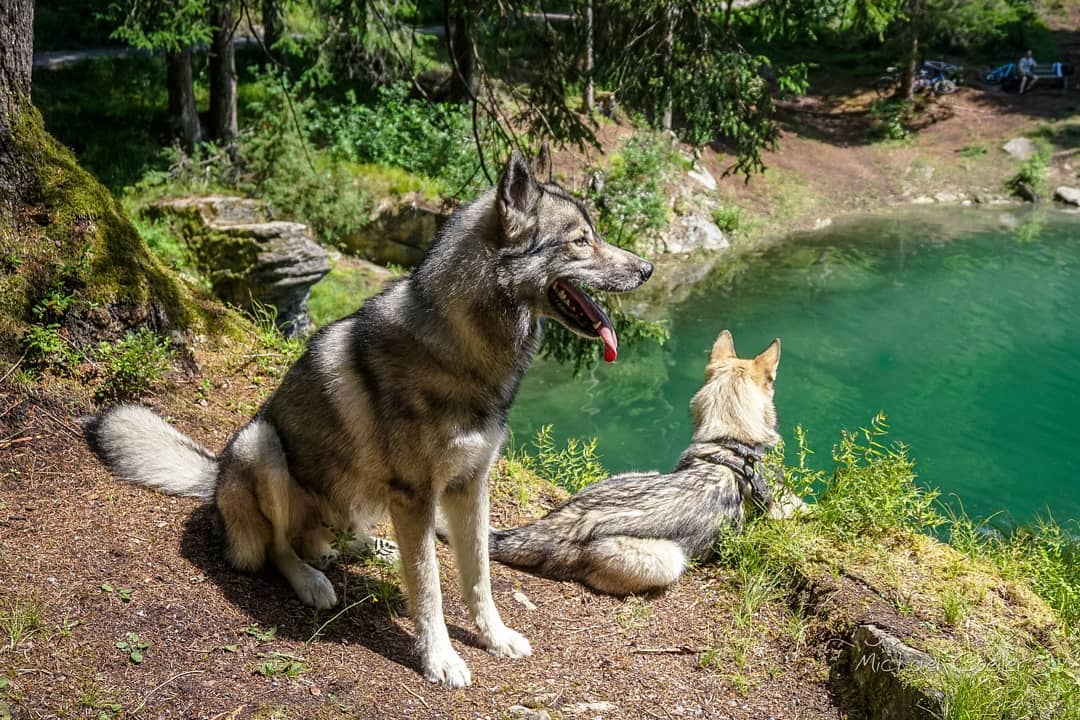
xmin=489 ymin=330 xmax=801 ymax=595
xmin=85 ymin=149 xmax=653 ymax=687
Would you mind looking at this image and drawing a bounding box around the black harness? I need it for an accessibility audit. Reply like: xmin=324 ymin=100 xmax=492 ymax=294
xmin=683 ymin=439 xmax=775 ymax=513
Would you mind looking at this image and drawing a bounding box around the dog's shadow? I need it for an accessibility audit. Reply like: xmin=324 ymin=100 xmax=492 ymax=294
xmin=179 ymin=505 xmax=484 ymax=674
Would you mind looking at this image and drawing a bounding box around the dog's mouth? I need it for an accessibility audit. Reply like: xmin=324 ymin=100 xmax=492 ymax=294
xmin=547 ymin=279 xmax=618 ymax=362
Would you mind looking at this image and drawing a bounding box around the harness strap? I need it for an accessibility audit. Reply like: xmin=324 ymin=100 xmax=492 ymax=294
xmin=686 ymin=438 xmax=774 ymax=513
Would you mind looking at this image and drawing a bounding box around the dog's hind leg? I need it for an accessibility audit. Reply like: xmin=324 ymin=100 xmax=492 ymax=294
xmin=442 ymin=454 xmax=532 ymax=661
xmin=225 ymin=421 xmax=337 ymax=609
xmin=581 ymin=537 xmax=687 ymax=595
xmin=388 ymin=485 xmax=471 ymax=687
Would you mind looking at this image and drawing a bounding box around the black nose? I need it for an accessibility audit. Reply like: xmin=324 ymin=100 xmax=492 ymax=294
xmin=640 ymin=262 xmax=654 ymax=282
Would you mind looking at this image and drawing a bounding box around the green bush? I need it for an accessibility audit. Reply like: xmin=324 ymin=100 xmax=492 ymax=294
xmin=1006 ymin=151 xmax=1048 ymax=200
xmin=508 ymin=425 xmax=607 ymax=494
xmin=869 ymin=98 xmax=910 ymax=141
xmin=312 ymin=83 xmax=488 ymax=197
xmin=590 ymin=131 xmax=678 ymax=250
xmin=93 ymin=328 xmax=174 ymax=402
xmin=711 ymin=205 xmax=744 ymax=234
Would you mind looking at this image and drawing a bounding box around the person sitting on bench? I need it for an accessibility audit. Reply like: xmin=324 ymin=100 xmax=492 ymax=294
xmin=1019 ymin=50 xmax=1038 ymax=94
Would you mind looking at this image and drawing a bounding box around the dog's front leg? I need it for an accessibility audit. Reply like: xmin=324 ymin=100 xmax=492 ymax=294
xmin=389 ymin=488 xmax=471 ymax=688
xmin=442 ymin=456 xmax=532 ymax=660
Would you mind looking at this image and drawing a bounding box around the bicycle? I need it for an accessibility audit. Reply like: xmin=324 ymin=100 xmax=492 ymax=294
xmin=875 ymin=61 xmax=960 ymax=97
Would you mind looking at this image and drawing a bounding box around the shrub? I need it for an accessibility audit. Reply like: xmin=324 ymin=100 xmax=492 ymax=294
xmin=589 ymin=131 xmax=678 ymax=250
xmin=869 ymin=98 xmax=911 ymax=141
xmin=508 ymin=425 xmax=607 ymax=494
xmin=1006 ymin=150 xmax=1048 ymax=200
xmin=93 ymin=328 xmax=174 ymax=402
xmin=311 ymin=83 xmax=489 ymax=197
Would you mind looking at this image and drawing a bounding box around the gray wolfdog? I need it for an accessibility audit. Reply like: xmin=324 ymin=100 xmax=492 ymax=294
xmin=488 ymin=330 xmax=802 ymax=595
xmin=85 ymin=149 xmax=653 ymax=687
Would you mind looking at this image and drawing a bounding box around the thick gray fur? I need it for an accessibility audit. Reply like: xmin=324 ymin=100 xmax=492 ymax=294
xmin=84 ymin=149 xmax=652 ymax=688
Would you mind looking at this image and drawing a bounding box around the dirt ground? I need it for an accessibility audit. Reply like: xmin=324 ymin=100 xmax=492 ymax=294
xmin=0 ymin=338 xmax=842 ymax=720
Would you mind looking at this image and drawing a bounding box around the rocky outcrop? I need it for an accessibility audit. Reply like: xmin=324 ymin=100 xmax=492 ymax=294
xmin=846 ymin=625 xmax=943 ymax=720
xmin=149 ymin=196 xmax=329 ymax=337
xmin=340 ymin=193 xmax=449 ymax=267
xmin=1054 ymin=186 xmax=1080 ymax=206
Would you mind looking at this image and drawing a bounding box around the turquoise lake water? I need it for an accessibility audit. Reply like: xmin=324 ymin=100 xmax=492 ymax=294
xmin=511 ymin=208 xmax=1080 ymax=524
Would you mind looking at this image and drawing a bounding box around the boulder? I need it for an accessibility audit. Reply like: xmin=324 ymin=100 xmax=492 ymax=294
xmin=340 ymin=193 xmax=449 ymax=267
xmin=1002 ymin=137 xmax=1039 ymax=161
xmin=847 ymin=625 xmax=943 ymax=720
xmin=659 ymin=211 xmax=729 ymax=255
xmin=1053 ymin=186 xmax=1080 ymax=206
xmin=149 ymin=197 xmax=329 ymax=337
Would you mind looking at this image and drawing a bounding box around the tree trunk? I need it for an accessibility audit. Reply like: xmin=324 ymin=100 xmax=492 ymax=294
xmin=209 ymin=1 xmax=239 ymax=145
xmin=659 ymin=3 xmax=677 ymax=131
xmin=0 ymin=0 xmax=35 ymax=199
xmin=262 ymin=0 xmax=287 ymax=67
xmin=898 ymin=0 xmax=924 ymax=100
xmin=167 ymin=47 xmax=203 ymax=152
xmin=582 ymin=0 xmax=594 ymax=113
xmin=447 ymin=2 xmax=476 ymax=103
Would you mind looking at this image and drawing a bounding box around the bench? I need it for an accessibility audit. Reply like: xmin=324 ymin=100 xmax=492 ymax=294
xmin=1001 ymin=62 xmax=1075 ymax=92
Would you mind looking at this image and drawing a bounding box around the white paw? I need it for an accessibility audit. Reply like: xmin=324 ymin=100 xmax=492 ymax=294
xmin=422 ymin=645 xmax=472 ymax=688
xmin=293 ymin=565 xmax=338 ymax=609
xmin=484 ymin=625 xmax=532 ymax=659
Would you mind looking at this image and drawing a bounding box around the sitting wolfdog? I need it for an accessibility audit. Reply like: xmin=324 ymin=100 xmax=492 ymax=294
xmin=488 ymin=330 xmax=802 ymax=595
xmin=85 ymin=149 xmax=653 ymax=687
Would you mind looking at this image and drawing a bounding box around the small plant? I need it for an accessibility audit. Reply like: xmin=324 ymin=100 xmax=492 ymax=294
xmin=100 ymin=582 xmax=134 ymax=602
xmin=254 ymin=651 xmax=306 ymax=678
xmin=508 ymin=424 xmax=607 ymax=494
xmin=1006 ymin=151 xmax=1048 ymax=200
xmin=869 ymin=98 xmax=911 ymax=141
xmin=24 ymin=323 xmax=80 ymax=371
xmin=615 ymin=596 xmax=650 ymax=628
xmin=93 ymin=328 xmax=174 ymax=401
xmin=243 ymin=625 xmax=278 ymax=642
xmin=959 ymin=143 xmax=988 ymax=158
xmin=0 ymin=599 xmax=45 ymax=652
xmin=940 ymin=586 xmax=968 ymax=626
xmin=114 ymin=632 xmax=150 ymax=664
xmin=711 ymin=205 xmax=744 ymax=234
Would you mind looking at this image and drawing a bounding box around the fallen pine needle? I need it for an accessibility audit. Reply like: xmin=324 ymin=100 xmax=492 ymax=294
xmin=132 ymin=670 xmax=205 ymax=715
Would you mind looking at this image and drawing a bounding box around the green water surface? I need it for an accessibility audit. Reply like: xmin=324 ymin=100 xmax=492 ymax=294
xmin=511 ymin=208 xmax=1080 ymax=523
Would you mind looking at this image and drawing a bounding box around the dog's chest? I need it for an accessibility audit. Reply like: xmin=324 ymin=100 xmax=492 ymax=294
xmin=435 ymin=423 xmax=504 ymax=486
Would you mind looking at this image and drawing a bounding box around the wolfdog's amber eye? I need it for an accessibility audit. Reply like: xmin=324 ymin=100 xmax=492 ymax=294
xmin=573 ymin=234 xmax=590 ymax=247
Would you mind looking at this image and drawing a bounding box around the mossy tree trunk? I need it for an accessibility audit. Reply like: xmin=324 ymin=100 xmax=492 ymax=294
xmin=898 ymin=0 xmax=924 ymax=101
xmin=0 ymin=0 xmax=203 ymax=357
xmin=446 ymin=1 xmax=476 ymax=103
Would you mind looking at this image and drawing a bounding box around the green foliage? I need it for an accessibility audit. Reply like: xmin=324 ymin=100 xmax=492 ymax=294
xmin=711 ymin=205 xmax=745 ymax=234
xmin=812 ymin=413 xmax=942 ymax=541
xmin=254 ymin=652 xmax=306 ymax=678
xmin=114 ymin=632 xmax=150 ymax=664
xmin=93 ymin=328 xmax=174 ymax=402
xmin=539 ymin=307 xmax=670 ymax=378
xmin=312 ymin=83 xmax=487 ymax=196
xmin=102 ymin=0 xmax=212 ymax=52
xmin=1006 ymin=150 xmax=1049 ymax=199
xmin=869 ymin=98 xmax=911 ymax=141
xmin=959 ymin=143 xmax=988 ymax=158
xmin=507 ymin=425 xmax=607 ymax=494
xmin=590 ymin=131 xmax=679 ymax=250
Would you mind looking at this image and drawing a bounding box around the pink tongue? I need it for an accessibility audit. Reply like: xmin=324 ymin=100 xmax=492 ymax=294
xmin=599 ymin=326 xmax=618 ymax=363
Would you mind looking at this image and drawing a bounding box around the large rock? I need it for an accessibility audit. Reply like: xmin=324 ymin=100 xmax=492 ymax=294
xmin=659 ymin=211 xmax=730 ymax=254
xmin=340 ymin=193 xmax=449 ymax=267
xmin=1002 ymin=137 xmax=1039 ymax=161
xmin=1054 ymin=186 xmax=1080 ymax=206
xmin=847 ymin=625 xmax=943 ymax=720
xmin=149 ymin=196 xmax=329 ymax=337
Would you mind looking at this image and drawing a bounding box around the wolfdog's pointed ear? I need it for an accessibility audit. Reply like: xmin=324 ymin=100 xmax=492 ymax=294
xmin=710 ymin=330 xmax=736 ymax=362
xmin=754 ymin=339 xmax=781 ymax=376
xmin=533 ymin=143 xmax=553 ymax=183
xmin=498 ymin=150 xmax=538 ymax=239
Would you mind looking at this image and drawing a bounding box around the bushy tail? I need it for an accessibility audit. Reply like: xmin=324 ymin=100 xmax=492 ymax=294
xmin=84 ymin=404 xmax=218 ymax=500
xmin=489 ymin=523 xmax=572 ymax=579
